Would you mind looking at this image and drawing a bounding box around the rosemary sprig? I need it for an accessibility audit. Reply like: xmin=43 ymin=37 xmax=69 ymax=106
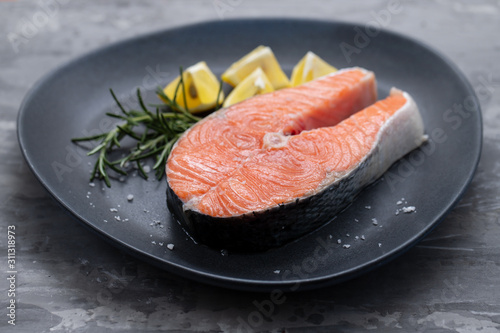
xmin=71 ymin=70 xmax=206 ymax=187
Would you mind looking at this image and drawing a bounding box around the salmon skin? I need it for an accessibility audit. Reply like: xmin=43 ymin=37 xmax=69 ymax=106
xmin=166 ymin=68 xmax=425 ymax=252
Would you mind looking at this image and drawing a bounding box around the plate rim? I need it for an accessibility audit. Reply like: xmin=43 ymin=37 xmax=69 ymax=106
xmin=17 ymin=17 xmax=483 ymax=291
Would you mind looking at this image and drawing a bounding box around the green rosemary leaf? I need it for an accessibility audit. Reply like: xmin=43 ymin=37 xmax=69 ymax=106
xmin=136 ymin=160 xmax=148 ymax=180
xmin=137 ymin=89 xmax=154 ymax=118
xmin=105 ymin=112 xmax=128 ymax=120
xmin=88 ymin=142 xmax=107 ymax=156
xmin=178 ymin=66 xmax=189 ymax=111
xmin=116 ymin=125 xmax=141 ymax=140
xmin=71 ymin=133 xmax=107 ymax=142
xmin=215 ymin=79 xmax=224 ymax=110
xmin=110 ymin=89 xmax=129 ymax=116
xmin=105 ymin=158 xmax=128 ymax=176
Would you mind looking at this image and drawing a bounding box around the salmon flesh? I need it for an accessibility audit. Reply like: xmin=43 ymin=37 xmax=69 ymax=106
xmin=166 ymin=67 xmax=425 ymax=251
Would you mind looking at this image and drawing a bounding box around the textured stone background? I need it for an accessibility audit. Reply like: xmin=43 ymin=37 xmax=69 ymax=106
xmin=1 ymin=0 xmax=500 ymax=332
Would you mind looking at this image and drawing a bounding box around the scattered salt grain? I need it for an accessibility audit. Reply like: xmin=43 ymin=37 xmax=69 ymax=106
xmin=329 ymin=235 xmax=333 ymax=239
xmin=110 ymin=208 xmax=118 ymax=213
xmin=159 ymin=242 xmax=164 ymax=246
xmin=114 ymin=216 xmax=121 ymax=221
xmin=372 ymin=218 xmax=378 ymax=226
xmin=361 ymin=235 xmax=365 ymax=240
xmin=355 ymin=236 xmax=359 ymax=241
xmin=89 ymin=182 xmax=95 ymax=187
xmin=151 ymin=241 xmax=156 ymax=245
xmin=337 ymin=239 xmax=342 ymax=244
xmin=402 ymin=206 xmax=416 ymax=213
xmin=127 ymin=194 xmax=134 ymax=201
xmin=346 ymin=233 xmax=350 ymax=237
xmin=365 ymin=205 xmax=371 ymax=210
xmin=220 ymin=249 xmax=228 ymax=256
xmin=378 ymin=243 xmax=382 ymax=248
xmin=103 ymin=220 xmax=108 ymax=223
xmin=343 ymin=244 xmax=351 ymax=249
xmin=167 ymin=244 xmax=175 ymax=250
xmin=396 ymin=200 xmax=403 ymax=205
xmin=143 ymin=165 xmax=151 ymax=173
xmin=274 ymin=270 xmax=281 ymax=274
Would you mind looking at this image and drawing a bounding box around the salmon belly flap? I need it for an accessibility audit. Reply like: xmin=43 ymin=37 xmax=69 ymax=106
xmin=166 ymin=67 xmax=425 ymax=251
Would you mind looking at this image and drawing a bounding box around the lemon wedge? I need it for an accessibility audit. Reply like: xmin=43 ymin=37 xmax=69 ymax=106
xmin=223 ymin=67 xmax=274 ymax=107
xmin=290 ymin=51 xmax=337 ymax=87
xmin=162 ymin=61 xmax=223 ymax=113
xmin=221 ymin=45 xmax=290 ymax=90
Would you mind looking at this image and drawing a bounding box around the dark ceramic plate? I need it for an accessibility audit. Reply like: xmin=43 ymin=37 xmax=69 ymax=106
xmin=17 ymin=19 xmax=482 ymax=291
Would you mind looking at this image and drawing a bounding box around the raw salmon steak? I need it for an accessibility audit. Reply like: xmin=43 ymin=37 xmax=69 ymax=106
xmin=166 ymin=68 xmax=424 ymax=251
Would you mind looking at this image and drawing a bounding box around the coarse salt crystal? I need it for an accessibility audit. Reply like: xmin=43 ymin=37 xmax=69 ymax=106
xmin=402 ymin=206 xmax=416 ymax=213
xmin=127 ymin=194 xmax=134 ymax=201
xmin=365 ymin=205 xmax=371 ymax=210
xmin=110 ymin=208 xmax=118 ymax=212
xmin=343 ymin=244 xmax=351 ymax=249
xmin=89 ymin=182 xmax=95 ymax=187
xmin=167 ymin=244 xmax=174 ymax=250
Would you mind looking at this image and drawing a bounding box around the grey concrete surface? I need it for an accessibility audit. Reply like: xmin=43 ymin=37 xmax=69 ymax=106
xmin=1 ymin=0 xmax=500 ymax=332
